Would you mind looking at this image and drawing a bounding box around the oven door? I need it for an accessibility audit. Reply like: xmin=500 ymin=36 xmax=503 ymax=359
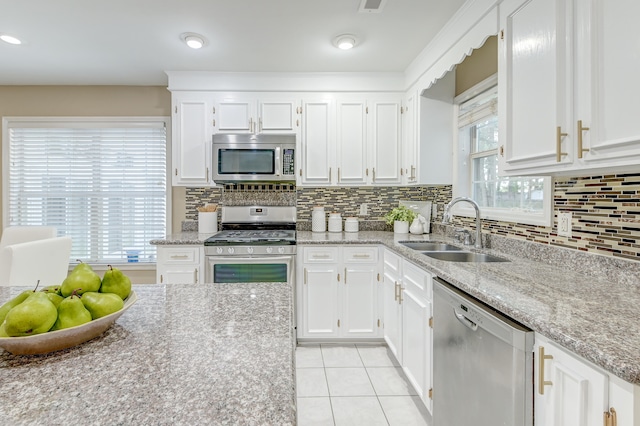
xmin=205 ymin=255 xmax=294 ymax=284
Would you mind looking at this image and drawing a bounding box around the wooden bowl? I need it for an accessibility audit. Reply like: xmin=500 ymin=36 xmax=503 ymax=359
xmin=0 ymin=291 xmax=137 ymax=355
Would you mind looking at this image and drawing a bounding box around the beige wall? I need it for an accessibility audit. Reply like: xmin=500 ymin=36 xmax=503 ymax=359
xmin=455 ymin=35 xmax=498 ymax=96
xmin=0 ymin=85 xmax=184 ymax=283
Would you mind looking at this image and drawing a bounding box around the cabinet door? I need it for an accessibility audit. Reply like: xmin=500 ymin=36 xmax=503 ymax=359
xmin=258 ymin=100 xmax=299 ymax=134
xmin=401 ymin=91 xmax=418 ymax=184
xmin=301 ymin=264 xmax=339 ymax=338
xmin=157 ymin=246 xmax=202 ymax=284
xmin=383 ymin=250 xmax=403 ymax=362
xmin=215 ymin=98 xmax=255 ymax=133
xmin=342 ymin=263 xmax=379 ymax=337
xmin=402 ymin=289 xmax=431 ymax=411
xmin=299 ymin=99 xmax=335 ymax=185
xmin=535 ymin=336 xmax=608 ymax=426
xmin=499 ymin=0 xmax=573 ymax=175
xmin=369 ymin=99 xmax=402 ymax=184
xmin=576 ymin=0 xmax=640 ymax=168
xmin=336 ymin=99 xmax=368 ymax=185
xmin=172 ymin=92 xmax=213 ymax=186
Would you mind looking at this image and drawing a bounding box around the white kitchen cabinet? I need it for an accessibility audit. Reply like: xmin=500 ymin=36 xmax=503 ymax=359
xmin=534 ymin=334 xmax=635 ymax=426
xmin=336 ymin=99 xmax=368 ymax=185
xmin=298 ymin=98 xmax=336 ymax=185
xmin=171 ymin=91 xmax=214 ymax=186
xmin=156 ymin=245 xmax=204 ymax=284
xmin=400 ymin=259 xmax=433 ymax=413
xmin=369 ymin=98 xmax=403 ymax=185
xmin=382 ymin=248 xmax=403 ymax=363
xmin=499 ymin=0 xmax=640 ymax=176
xmin=401 ymin=91 xmax=418 ymax=184
xmin=214 ymin=96 xmax=300 ymax=135
xmin=297 ymin=245 xmax=382 ymax=340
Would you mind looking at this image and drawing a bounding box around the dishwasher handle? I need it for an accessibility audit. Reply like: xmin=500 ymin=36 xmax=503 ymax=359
xmin=454 ymin=308 xmax=478 ymax=331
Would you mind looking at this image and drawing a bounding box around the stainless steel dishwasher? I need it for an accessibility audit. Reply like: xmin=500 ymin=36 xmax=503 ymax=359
xmin=433 ymin=278 xmax=534 ymax=426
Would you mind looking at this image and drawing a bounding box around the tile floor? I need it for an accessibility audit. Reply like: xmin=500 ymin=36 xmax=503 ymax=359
xmin=295 ymin=344 xmax=431 ymax=426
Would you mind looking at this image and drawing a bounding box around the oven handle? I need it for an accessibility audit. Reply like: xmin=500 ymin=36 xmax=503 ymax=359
xmin=275 ymin=146 xmax=281 ymax=177
xmin=206 ymin=255 xmax=294 ymax=263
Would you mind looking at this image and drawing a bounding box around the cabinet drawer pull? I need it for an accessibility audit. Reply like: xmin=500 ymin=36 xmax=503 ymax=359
xmin=351 ymin=254 xmax=371 ymax=259
xmin=577 ymin=120 xmax=590 ymax=159
xmin=311 ymin=254 xmax=331 ymax=259
xmin=556 ymin=126 xmax=568 ymax=162
xmin=538 ymin=345 xmax=554 ymax=395
xmin=170 ymin=255 xmax=189 ymax=259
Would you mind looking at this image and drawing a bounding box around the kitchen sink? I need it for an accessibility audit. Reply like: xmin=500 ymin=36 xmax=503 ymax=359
xmin=423 ymin=251 xmax=509 ymax=263
xmin=400 ymin=241 xmax=462 ymax=251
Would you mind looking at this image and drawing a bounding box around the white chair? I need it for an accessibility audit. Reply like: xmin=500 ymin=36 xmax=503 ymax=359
xmin=0 ymin=226 xmax=58 ymax=248
xmin=0 ymin=235 xmax=73 ymax=288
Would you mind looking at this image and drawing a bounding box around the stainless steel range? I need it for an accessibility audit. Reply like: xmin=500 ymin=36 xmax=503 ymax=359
xmin=203 ymin=206 xmax=296 ymax=283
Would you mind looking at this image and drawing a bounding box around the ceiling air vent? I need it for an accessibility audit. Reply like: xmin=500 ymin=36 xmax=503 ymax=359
xmin=358 ymin=0 xmax=387 ymax=13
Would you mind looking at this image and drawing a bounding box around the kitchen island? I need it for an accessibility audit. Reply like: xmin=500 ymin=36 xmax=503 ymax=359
xmin=0 ymin=282 xmax=296 ymax=425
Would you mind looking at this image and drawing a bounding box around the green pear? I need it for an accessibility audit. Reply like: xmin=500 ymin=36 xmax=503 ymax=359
xmin=81 ymin=292 xmax=123 ymax=319
xmin=100 ymin=265 xmax=131 ymax=300
xmin=45 ymin=292 xmax=65 ymax=308
xmin=3 ymin=292 xmax=58 ymax=336
xmin=41 ymin=285 xmax=62 ymax=295
xmin=61 ymin=262 xmax=101 ymax=297
xmin=0 ymin=290 xmax=33 ymax=325
xmin=51 ymin=291 xmax=92 ymax=331
xmin=0 ymin=323 xmax=8 ymax=337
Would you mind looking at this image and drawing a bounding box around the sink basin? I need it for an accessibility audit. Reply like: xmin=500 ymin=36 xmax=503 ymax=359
xmin=423 ymin=251 xmax=509 ymax=263
xmin=400 ymin=241 xmax=462 ymax=251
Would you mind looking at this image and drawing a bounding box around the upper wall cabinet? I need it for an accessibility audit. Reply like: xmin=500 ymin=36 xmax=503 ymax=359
xmin=171 ymin=91 xmax=214 ymax=186
xmin=499 ymin=0 xmax=640 ymax=176
xmin=213 ymin=96 xmax=301 ymax=135
xmin=299 ymin=98 xmax=336 ymax=185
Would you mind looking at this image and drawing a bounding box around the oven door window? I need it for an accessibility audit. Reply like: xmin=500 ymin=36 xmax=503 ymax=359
xmin=213 ymin=263 xmax=288 ymax=283
xmin=218 ymin=149 xmax=275 ymax=175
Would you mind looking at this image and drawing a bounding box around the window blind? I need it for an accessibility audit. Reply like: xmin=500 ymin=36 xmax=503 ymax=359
xmin=6 ymin=119 xmax=168 ymax=264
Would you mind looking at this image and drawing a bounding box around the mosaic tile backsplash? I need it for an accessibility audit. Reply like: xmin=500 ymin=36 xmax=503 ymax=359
xmin=185 ymin=173 xmax=640 ymax=262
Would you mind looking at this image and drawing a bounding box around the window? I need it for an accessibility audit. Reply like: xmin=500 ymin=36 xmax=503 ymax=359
xmin=3 ymin=117 xmax=169 ymax=264
xmin=454 ymin=76 xmax=551 ymax=226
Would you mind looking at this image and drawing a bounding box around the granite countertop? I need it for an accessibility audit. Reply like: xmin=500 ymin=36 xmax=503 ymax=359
xmin=0 ymin=283 xmax=295 ymax=425
xmin=297 ymin=230 xmax=640 ymax=385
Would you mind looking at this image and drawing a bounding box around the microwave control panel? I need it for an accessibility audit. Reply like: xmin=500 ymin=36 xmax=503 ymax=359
xmin=283 ymin=149 xmax=295 ymax=175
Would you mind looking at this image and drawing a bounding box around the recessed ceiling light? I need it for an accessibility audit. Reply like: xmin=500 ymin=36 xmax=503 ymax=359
xmin=0 ymin=34 xmax=22 ymax=45
xmin=181 ymin=32 xmax=206 ymax=49
xmin=334 ymin=34 xmax=357 ymax=50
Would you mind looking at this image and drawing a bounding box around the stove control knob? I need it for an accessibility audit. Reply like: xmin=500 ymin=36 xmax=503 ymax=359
xmin=228 ymin=247 xmax=235 ymax=254
xmin=247 ymin=247 xmax=254 ymax=254
xmin=266 ymin=247 xmax=273 ymax=254
xmin=278 ymin=247 xmax=285 ymax=254
xmin=216 ymin=247 xmax=223 ymax=255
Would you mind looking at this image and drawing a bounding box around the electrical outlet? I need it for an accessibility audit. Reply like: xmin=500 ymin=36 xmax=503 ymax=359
xmin=359 ymin=203 xmax=368 ymax=216
xmin=558 ymin=212 xmax=572 ymax=237
xmin=432 ymin=204 xmax=438 ymax=217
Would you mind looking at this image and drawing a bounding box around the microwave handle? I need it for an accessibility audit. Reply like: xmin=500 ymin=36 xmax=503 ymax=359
xmin=275 ymin=146 xmax=281 ymax=177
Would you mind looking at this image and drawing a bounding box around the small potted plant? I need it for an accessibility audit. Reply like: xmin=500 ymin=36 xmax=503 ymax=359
xmin=384 ymin=205 xmax=417 ymax=234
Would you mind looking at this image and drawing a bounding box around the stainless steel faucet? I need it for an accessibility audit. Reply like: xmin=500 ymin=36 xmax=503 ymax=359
xmin=442 ymin=197 xmax=482 ymax=249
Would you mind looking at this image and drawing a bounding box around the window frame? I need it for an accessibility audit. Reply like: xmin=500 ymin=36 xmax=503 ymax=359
xmin=452 ymin=75 xmax=552 ymax=227
xmin=2 ymin=116 xmax=172 ymax=266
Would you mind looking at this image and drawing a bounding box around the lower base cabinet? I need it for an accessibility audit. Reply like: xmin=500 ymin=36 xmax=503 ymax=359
xmin=156 ymin=245 xmax=203 ymax=284
xmin=297 ymin=245 xmax=382 ymax=340
xmin=535 ymin=333 xmax=639 ymax=426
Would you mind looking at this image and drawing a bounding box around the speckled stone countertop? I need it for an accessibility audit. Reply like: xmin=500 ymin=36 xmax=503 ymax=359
xmin=0 ymin=283 xmax=295 ymax=425
xmin=297 ymin=230 xmax=640 ymax=386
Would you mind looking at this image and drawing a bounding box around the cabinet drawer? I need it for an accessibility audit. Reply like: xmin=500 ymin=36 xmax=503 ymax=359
xmin=403 ymin=260 xmax=432 ymax=301
xmin=158 ymin=246 xmax=200 ymax=264
xmin=303 ymin=246 xmax=339 ymax=263
xmin=343 ymin=246 xmax=378 ymax=263
xmin=384 ymin=249 xmax=401 ymax=274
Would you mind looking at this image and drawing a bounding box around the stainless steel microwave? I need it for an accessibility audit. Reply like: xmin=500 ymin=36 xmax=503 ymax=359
xmin=211 ymin=133 xmax=296 ymax=183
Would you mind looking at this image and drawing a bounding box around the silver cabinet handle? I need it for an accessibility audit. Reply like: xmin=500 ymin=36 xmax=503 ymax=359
xmin=538 ymin=346 xmax=554 ymax=395
xmin=194 ymin=268 xmax=198 ymax=284
xmin=170 ymin=255 xmax=189 ymax=259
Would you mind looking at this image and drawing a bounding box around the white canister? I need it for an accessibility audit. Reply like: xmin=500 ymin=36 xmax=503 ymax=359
xmin=312 ymin=206 xmax=326 ymax=233
xmin=344 ymin=217 xmax=359 ymax=233
xmin=328 ymin=212 xmax=342 ymax=233
xmin=198 ymin=211 xmax=218 ymax=234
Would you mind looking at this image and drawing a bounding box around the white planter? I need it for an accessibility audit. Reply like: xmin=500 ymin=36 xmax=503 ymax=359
xmin=393 ymin=220 xmax=409 ymax=234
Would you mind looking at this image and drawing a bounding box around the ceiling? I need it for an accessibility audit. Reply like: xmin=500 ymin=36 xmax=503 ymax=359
xmin=0 ymin=0 xmax=467 ymax=86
